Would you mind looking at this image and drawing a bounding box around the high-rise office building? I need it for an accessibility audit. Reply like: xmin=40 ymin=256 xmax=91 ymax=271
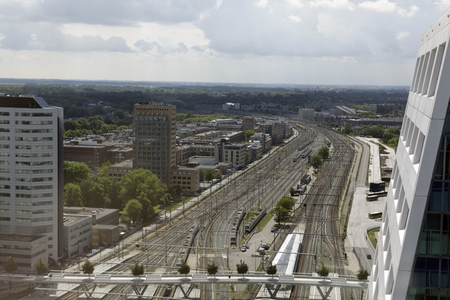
xmin=0 ymin=96 xmax=64 ymax=269
xmin=368 ymin=8 xmax=450 ymax=299
xmin=133 ymin=103 xmax=176 ymax=185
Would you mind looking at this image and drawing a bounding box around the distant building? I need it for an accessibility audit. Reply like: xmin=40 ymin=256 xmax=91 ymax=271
xmin=298 ymin=108 xmax=315 ymax=120
xmin=222 ymin=103 xmax=240 ymax=110
xmin=133 ymin=103 xmax=177 ymax=185
xmin=242 ymin=116 xmax=255 ymax=131
xmin=108 ymin=160 xmax=133 ymax=182
xmin=64 ymin=141 xmax=109 ymax=168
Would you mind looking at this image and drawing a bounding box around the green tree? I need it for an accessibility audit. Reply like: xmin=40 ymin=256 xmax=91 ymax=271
xmin=266 ymin=264 xmax=277 ymax=277
xmin=119 ymin=169 xmax=167 ymax=220
xmin=215 ymin=170 xmax=222 ymax=180
xmin=277 ymin=196 xmax=294 ymax=211
xmin=125 ymin=199 xmax=143 ymax=224
xmin=64 ymin=183 xmax=82 ymax=206
xmin=318 ymin=146 xmax=329 ymax=160
xmin=82 ymin=260 xmax=95 ymax=277
xmin=207 ymin=261 xmax=219 ymax=277
xmin=178 ymin=262 xmax=190 ymax=277
xmin=236 ymin=260 xmax=249 ymax=277
xmin=131 ymin=262 xmax=145 ymax=276
xmin=199 ymin=168 xmax=205 ymax=182
xmin=357 ymin=269 xmax=370 ymax=281
xmin=115 ymin=111 xmax=125 ymax=119
xmin=290 ymin=187 xmax=295 ymax=196
xmin=87 ymin=182 xmax=109 ymax=208
xmin=97 ymin=161 xmax=112 ymax=177
xmin=311 ymin=155 xmax=322 ymax=169
xmin=271 ymin=206 xmax=290 ymax=224
xmin=4 ymin=256 xmax=17 ymax=273
xmin=34 ymin=258 xmax=49 ymax=275
xmin=317 ymin=262 xmax=329 ymax=277
xmin=382 ymin=131 xmax=394 ymax=144
xmin=64 ymin=161 xmax=90 ymax=184
xmin=342 ymin=125 xmax=354 ymax=135
xmin=244 ymin=130 xmax=256 ymax=142
xmin=245 ymin=152 xmax=250 ymax=164
xmin=205 ymin=169 xmax=214 ymax=182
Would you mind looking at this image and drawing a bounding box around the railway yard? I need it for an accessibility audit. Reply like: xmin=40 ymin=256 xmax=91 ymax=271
xmin=9 ymin=124 xmax=378 ymax=300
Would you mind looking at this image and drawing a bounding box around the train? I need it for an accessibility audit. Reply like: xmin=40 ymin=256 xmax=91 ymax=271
xmin=301 ymin=147 xmax=312 ymax=158
xmin=297 ymin=138 xmax=314 ymax=152
xmin=300 ymin=174 xmax=311 ymax=185
xmin=271 ymin=233 xmax=303 ymax=275
xmin=296 ymin=124 xmax=307 ymax=131
xmin=230 ymin=206 xmax=247 ymax=246
xmin=244 ymin=207 xmax=267 ymax=234
xmin=293 ymin=152 xmax=302 ymax=162
xmin=175 ymin=222 xmax=200 ymax=267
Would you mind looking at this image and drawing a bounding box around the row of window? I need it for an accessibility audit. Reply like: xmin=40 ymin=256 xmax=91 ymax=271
xmin=0 ymin=112 xmax=53 ymax=117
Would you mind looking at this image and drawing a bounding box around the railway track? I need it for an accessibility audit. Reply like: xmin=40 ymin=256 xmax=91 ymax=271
xmin=57 ymin=127 xmax=313 ymax=300
xmin=290 ymin=127 xmax=354 ymax=300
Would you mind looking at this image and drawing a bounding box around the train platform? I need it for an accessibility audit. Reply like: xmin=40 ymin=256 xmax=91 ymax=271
xmin=347 ymin=137 xmax=396 ymax=273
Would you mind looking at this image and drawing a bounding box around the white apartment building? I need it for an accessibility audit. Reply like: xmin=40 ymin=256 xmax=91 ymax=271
xmin=368 ymin=7 xmax=450 ymax=299
xmin=0 ymin=96 xmax=63 ymax=269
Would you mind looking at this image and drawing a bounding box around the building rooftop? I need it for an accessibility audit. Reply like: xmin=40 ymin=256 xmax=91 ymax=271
xmin=0 ymin=234 xmax=45 ymax=243
xmin=0 ymin=96 xmax=50 ymax=109
xmin=63 ymin=207 xmax=118 ymax=220
xmin=63 ymin=214 xmax=91 ymax=226
xmin=109 ymin=160 xmax=133 ymax=168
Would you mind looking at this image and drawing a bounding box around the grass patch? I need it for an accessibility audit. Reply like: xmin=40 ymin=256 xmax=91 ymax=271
xmin=257 ymin=214 xmax=273 ymax=231
xmin=368 ymin=227 xmax=380 ymax=248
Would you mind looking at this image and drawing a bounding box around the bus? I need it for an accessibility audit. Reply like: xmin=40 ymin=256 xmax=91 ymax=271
xmin=367 ymin=191 xmax=388 ymax=197
xmin=368 ymin=211 xmax=383 ymax=219
xmin=366 ymin=195 xmax=379 ymax=201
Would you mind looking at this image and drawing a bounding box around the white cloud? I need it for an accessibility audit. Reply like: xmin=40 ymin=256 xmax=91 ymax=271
xmin=289 ymin=15 xmax=302 ymax=22
xmin=285 ymin=0 xmax=304 ymax=8
xmin=309 ymin=0 xmax=356 ymax=11
xmin=398 ymin=5 xmax=419 ymax=17
xmin=395 ymin=31 xmax=410 ymax=40
xmin=254 ymin=0 xmax=269 ymax=8
xmin=358 ymin=0 xmax=397 ymax=13
xmin=359 ymin=0 xmax=419 ymax=17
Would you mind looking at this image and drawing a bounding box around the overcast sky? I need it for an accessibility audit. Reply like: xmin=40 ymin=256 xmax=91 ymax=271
xmin=0 ymin=0 xmax=449 ymax=86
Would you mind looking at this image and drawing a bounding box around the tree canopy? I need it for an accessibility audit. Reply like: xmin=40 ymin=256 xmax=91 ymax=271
xmin=4 ymin=256 xmax=17 ymax=273
xmin=178 ymin=262 xmax=190 ymax=277
xmin=236 ymin=260 xmax=249 ymax=276
xmin=63 ymin=161 xmax=90 ymax=184
xmin=131 ymin=263 xmax=145 ymax=276
xmin=82 ymin=260 xmax=95 ymax=276
xmin=34 ymin=258 xmax=49 ymax=275
xmin=271 ymin=206 xmax=290 ymax=224
xmin=311 ymin=155 xmax=322 ymax=169
xmin=207 ymin=261 xmax=219 ymax=277
xmin=318 ymin=146 xmax=329 ymax=160
xmin=267 ymin=264 xmax=277 ymax=277
xmin=64 ymin=183 xmax=82 ymax=206
xmin=125 ymin=199 xmax=143 ymax=223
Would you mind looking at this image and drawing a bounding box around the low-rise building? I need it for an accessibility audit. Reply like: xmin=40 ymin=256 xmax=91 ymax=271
xmin=108 ymin=160 xmax=133 ymax=182
xmin=107 ymin=147 xmax=132 ymax=164
xmin=169 ymin=166 xmax=200 ymax=192
xmin=63 ymin=214 xmax=92 ymax=258
xmin=0 ymin=235 xmax=47 ymax=270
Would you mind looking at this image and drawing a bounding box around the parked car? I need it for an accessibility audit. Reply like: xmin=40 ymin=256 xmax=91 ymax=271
xmin=241 ymin=247 xmax=247 ymax=252
xmin=243 ymin=244 xmax=250 ymax=249
xmin=261 ymin=244 xmax=270 ymax=250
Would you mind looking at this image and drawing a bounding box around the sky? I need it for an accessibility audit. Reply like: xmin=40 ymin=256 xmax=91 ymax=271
xmin=0 ymin=0 xmax=449 ymax=86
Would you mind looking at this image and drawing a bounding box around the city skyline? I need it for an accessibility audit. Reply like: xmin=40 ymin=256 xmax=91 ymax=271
xmin=0 ymin=0 xmax=449 ymax=86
